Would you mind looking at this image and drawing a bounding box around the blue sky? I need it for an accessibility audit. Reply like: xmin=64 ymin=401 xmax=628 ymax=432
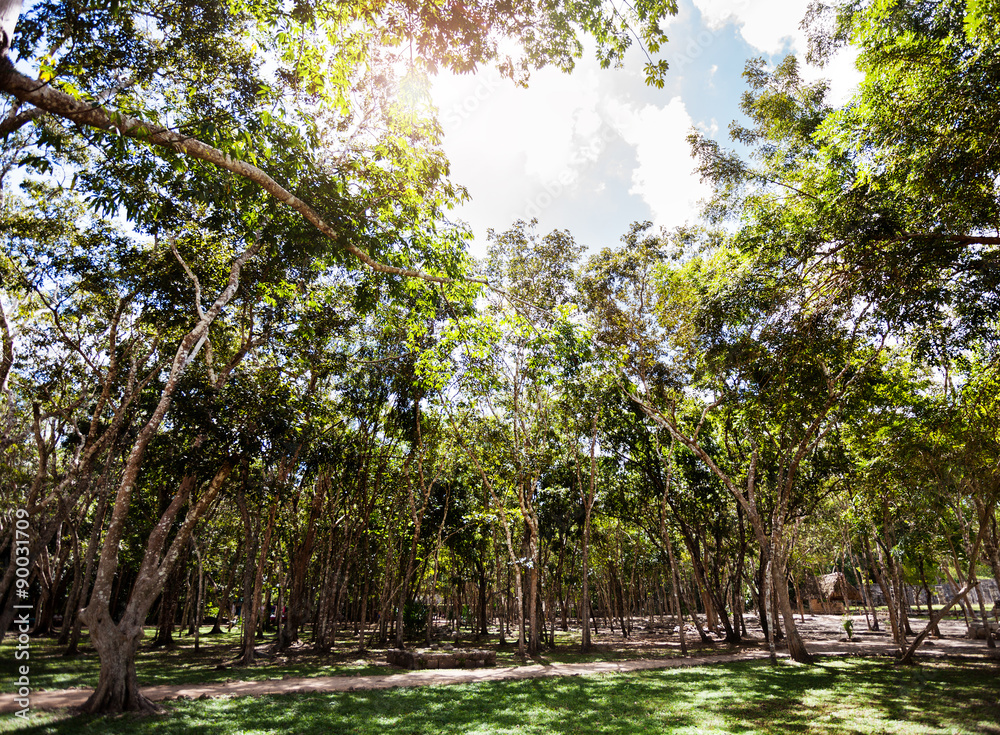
xmin=430 ymin=0 xmax=861 ymax=257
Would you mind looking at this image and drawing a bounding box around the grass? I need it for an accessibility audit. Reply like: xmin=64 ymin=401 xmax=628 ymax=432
xmin=4 ymin=657 xmax=999 ymax=734
xmin=0 ymin=625 xmax=723 ymax=692
xmin=0 ymin=627 xmax=390 ymax=691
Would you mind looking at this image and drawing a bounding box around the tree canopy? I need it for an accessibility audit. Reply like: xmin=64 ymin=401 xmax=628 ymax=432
xmin=2 ymin=0 xmax=999 ymax=717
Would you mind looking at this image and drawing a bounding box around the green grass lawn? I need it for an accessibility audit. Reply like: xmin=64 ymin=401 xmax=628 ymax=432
xmin=0 ymin=627 xmax=718 ymax=692
xmin=4 ymin=658 xmax=999 ymax=734
xmin=0 ymin=628 xmax=390 ymax=691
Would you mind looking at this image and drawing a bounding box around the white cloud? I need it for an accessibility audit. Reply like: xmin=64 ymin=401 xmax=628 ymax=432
xmin=692 ymin=0 xmax=862 ymax=105
xmin=800 ymin=45 xmax=861 ymax=107
xmin=426 ymin=3 xmax=863 ymax=254
xmin=693 ymin=0 xmax=805 ymax=55
xmin=433 ymin=64 xmax=603 ymax=190
xmin=610 ymin=97 xmax=710 ymax=229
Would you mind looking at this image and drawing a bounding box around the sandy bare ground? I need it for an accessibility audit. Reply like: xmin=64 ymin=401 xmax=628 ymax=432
xmin=3 ymin=614 xmax=996 ymax=714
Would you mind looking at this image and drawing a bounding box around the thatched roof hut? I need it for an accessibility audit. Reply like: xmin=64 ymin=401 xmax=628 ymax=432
xmin=818 ymin=572 xmax=863 ymax=602
xmin=798 ymin=573 xmax=822 ymax=600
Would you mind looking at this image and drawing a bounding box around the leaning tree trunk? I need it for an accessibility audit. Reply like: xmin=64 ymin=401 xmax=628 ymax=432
xmin=65 ymin=480 xmax=113 ymax=653
xmin=80 ymin=462 xmax=233 ymax=713
xmin=240 ymin=496 xmax=277 ymax=665
xmin=665 ymin=532 xmax=687 ymax=655
xmin=900 ymin=583 xmax=979 ymax=665
xmin=772 ymin=551 xmax=813 ymax=664
xmin=75 ymin=243 xmax=257 ymax=713
xmin=959 ymin=497 xmax=997 ymax=649
xmin=525 ymin=512 xmax=541 ymax=655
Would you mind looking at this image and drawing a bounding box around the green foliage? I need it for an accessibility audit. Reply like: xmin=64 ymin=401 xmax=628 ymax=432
xmin=402 ymin=600 xmax=429 ymax=639
xmin=842 ymin=614 xmax=854 ymax=639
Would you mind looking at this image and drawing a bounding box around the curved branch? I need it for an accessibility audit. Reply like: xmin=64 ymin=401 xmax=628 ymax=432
xmin=0 ymin=103 xmax=43 ymax=137
xmin=0 ymin=58 xmax=487 ymax=287
xmin=0 ymin=296 xmax=12 ymax=393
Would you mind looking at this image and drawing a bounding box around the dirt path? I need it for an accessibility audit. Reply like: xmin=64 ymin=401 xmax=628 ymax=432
xmin=4 ymin=649 xmax=774 ymax=714
xmin=4 ymin=615 xmax=995 ymax=714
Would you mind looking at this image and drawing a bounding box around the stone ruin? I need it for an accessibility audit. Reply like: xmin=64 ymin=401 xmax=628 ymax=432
xmin=966 ymin=621 xmax=1000 ymax=640
xmin=387 ymin=648 xmax=497 ymax=669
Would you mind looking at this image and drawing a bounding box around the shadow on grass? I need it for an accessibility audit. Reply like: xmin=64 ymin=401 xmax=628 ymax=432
xmin=0 ymin=630 xmax=392 ymax=691
xmin=5 ymin=658 xmax=1000 ymax=735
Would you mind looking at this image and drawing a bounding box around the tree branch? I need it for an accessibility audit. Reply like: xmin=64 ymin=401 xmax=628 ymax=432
xmin=0 ymin=103 xmax=43 ymax=137
xmin=0 ymin=58 xmax=485 ymax=287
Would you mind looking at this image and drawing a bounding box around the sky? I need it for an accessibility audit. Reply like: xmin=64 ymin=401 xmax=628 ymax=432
xmin=429 ymin=0 xmax=862 ymax=257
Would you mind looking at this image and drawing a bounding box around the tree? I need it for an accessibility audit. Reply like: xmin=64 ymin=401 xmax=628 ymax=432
xmin=1 ymin=0 xmax=683 ymax=712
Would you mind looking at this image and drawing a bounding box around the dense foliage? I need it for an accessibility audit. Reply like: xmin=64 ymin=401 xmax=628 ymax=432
xmin=1 ymin=0 xmax=998 ymax=715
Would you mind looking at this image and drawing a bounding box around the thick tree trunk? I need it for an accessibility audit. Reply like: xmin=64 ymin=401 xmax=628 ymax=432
xmin=80 ymin=462 xmax=233 ymax=713
xmin=82 ymin=617 xmax=159 ymax=714
xmin=763 ymin=559 xmax=777 ymax=664
xmin=772 ymin=550 xmax=813 ymax=664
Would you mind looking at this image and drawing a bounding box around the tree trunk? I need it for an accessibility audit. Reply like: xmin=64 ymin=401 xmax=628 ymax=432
xmin=681 ymin=573 xmax=712 ymax=644
xmin=756 ymin=553 xmax=773 ymax=641
xmin=476 ymin=556 xmax=489 ymax=638
xmin=193 ymin=537 xmax=204 ymax=649
xmin=284 ymin=475 xmax=328 ymax=648
xmin=83 ymin=616 xmax=159 ymax=714
xmin=918 ymin=566 xmax=940 ymax=637
xmin=868 ymin=536 xmax=904 ymax=650
xmin=848 ymin=543 xmax=879 ymax=631
xmin=942 ymin=562 xmax=973 ymax=626
xmin=65 ymin=482 xmax=111 ymax=654
xmin=240 ymin=496 xmax=277 ymax=665
xmin=526 ymin=518 xmax=540 ymax=654
xmin=665 ymin=532 xmax=687 ymax=655
xmin=900 ymin=582 xmax=979 ymax=665
xmin=580 ymin=420 xmax=598 ymax=652
xmin=57 ymin=525 xmax=83 ymax=645
xmin=763 ymin=559 xmax=777 ymax=664
xmin=772 ymin=549 xmax=813 ymax=664
xmin=79 ymin=461 xmax=233 ymax=713
xmin=358 ymin=533 xmax=371 ymax=652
